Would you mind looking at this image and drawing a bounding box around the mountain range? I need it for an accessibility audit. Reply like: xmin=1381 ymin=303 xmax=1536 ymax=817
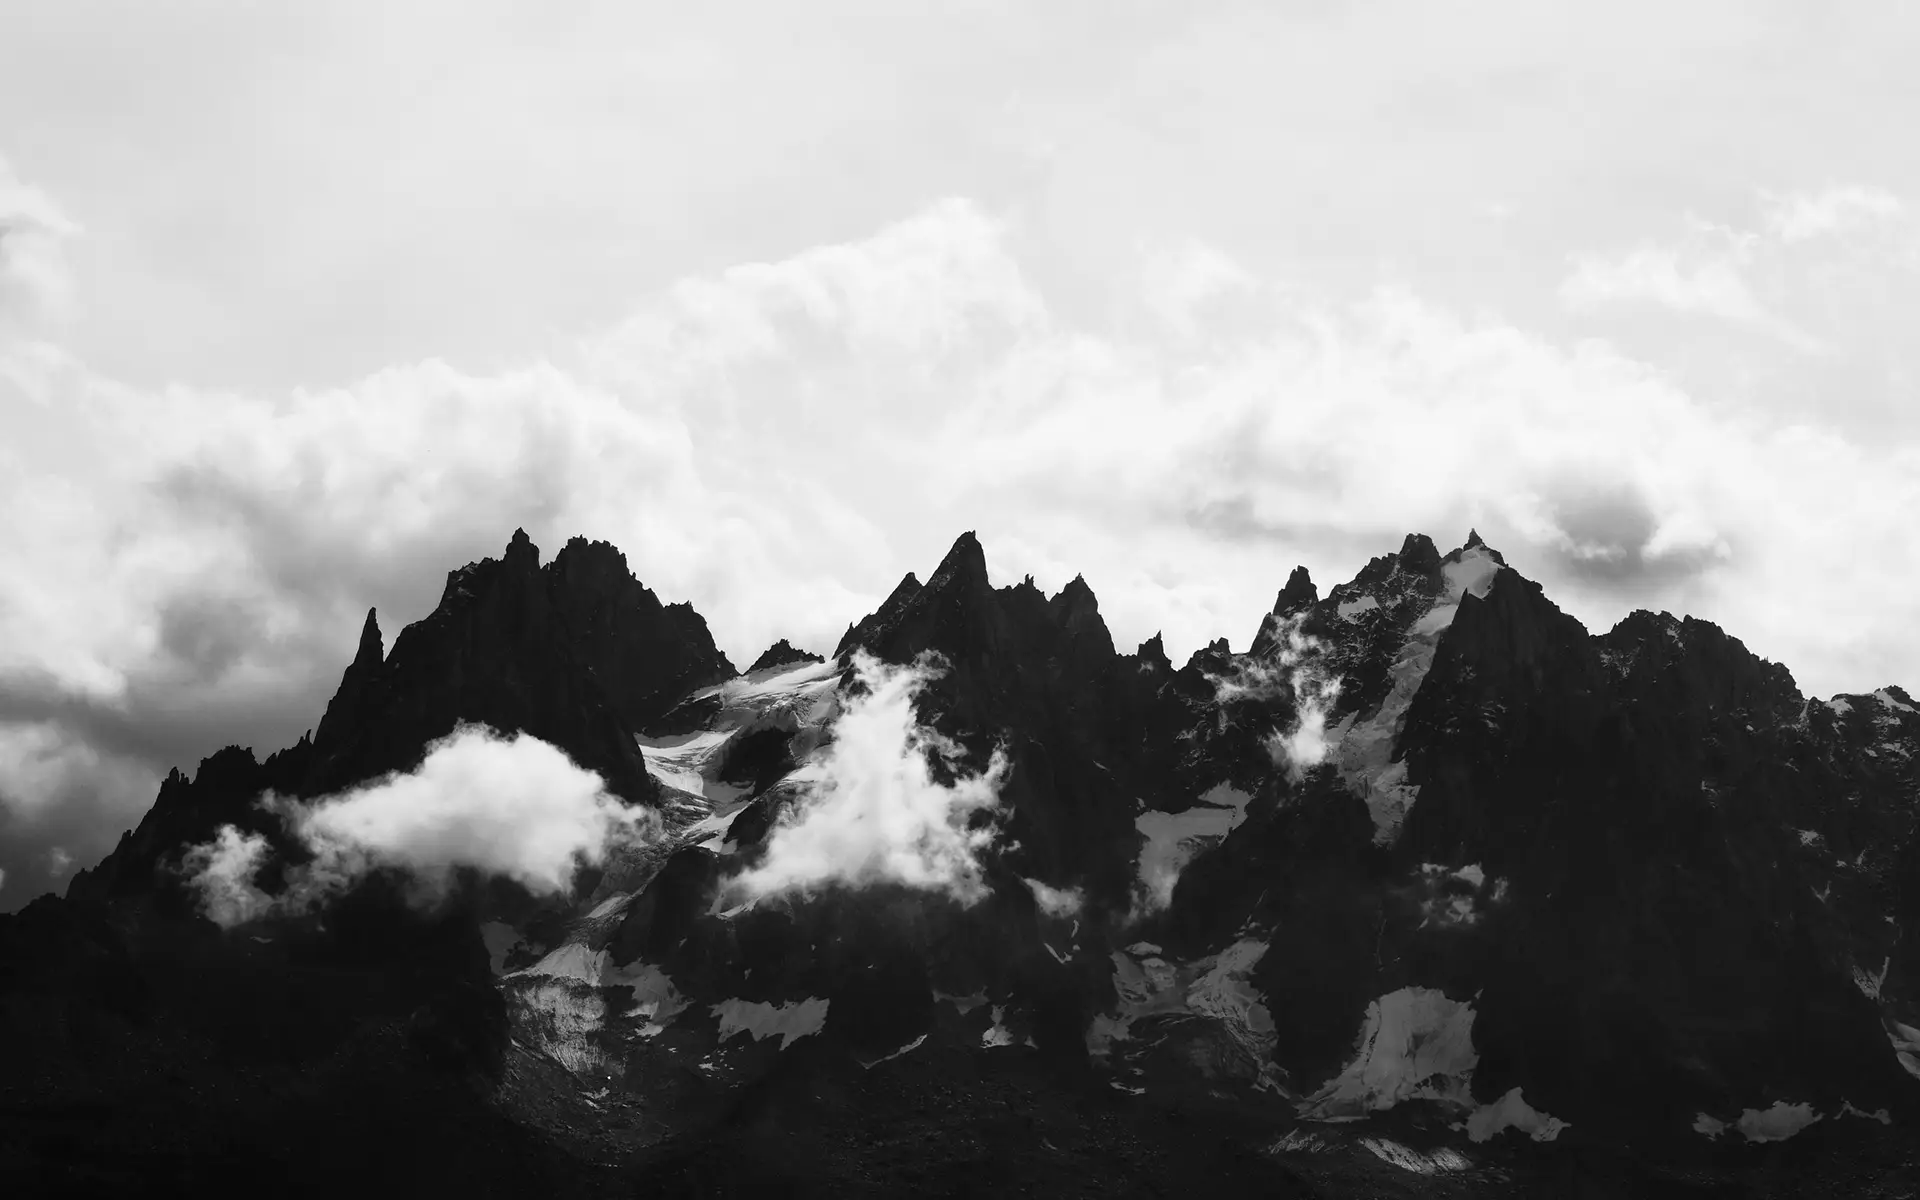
xmin=4 ymin=527 xmax=1917 ymax=1198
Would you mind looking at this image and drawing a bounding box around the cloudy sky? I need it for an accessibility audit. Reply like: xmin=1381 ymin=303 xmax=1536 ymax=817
xmin=2 ymin=0 xmax=1917 ymax=909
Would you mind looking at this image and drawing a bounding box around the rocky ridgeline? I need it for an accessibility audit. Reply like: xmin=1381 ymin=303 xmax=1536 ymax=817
xmin=7 ymin=526 xmax=1919 ymax=1196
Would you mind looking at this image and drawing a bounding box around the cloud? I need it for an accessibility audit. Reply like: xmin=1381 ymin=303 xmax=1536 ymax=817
xmin=1557 ymin=187 xmax=1920 ymax=395
xmin=726 ymin=651 xmax=1010 ymax=906
xmin=0 ymin=153 xmax=81 ymax=330
xmin=1194 ymin=620 xmax=1349 ymax=784
xmin=178 ymin=725 xmax=662 ymax=927
xmin=7 ymin=188 xmax=1920 ymax=911
xmin=1256 ymin=615 xmax=1344 ymax=784
xmin=1562 ymin=245 xmax=1767 ymax=323
xmin=1559 ymin=242 xmax=1824 ymax=352
xmin=0 ymin=720 xmax=159 ymax=907
xmin=1023 ymin=877 xmax=1084 ymax=918
xmin=180 ymin=826 xmax=274 ymax=928
xmin=1762 ymin=186 xmax=1905 ymax=244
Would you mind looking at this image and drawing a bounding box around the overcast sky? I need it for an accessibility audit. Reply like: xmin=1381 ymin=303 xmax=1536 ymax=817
xmin=3 ymin=0 xmax=1918 ymax=910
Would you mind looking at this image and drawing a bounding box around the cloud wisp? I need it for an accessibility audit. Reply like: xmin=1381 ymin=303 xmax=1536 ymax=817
xmin=0 ymin=152 xmax=81 ymax=330
xmin=179 ymin=725 xmax=662 ymax=928
xmin=1268 ymin=631 xmax=1343 ymax=786
xmin=725 ymin=651 xmax=1010 ymax=907
xmin=1209 ymin=614 xmax=1343 ymax=784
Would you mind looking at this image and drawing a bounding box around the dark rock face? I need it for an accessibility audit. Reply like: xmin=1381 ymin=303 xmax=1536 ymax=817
xmin=66 ymin=741 xmax=315 ymax=911
xmin=834 ymin=571 xmax=922 ymax=658
xmin=24 ymin=524 xmax=1920 ymax=1194
xmin=835 ymin=533 xmax=1161 ymax=910
xmin=299 ymin=529 xmax=663 ymax=807
xmin=544 ymin=536 xmax=736 ymax=731
xmin=747 ymin=638 xmax=825 ymax=674
xmin=69 ymin=529 xmax=741 ymax=924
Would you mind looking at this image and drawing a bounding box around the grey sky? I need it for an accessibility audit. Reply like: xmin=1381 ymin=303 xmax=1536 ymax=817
xmin=3 ymin=0 xmax=1917 ymax=909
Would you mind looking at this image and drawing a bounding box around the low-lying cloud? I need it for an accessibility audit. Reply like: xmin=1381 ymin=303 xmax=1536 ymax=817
xmin=726 ymin=651 xmax=1009 ymax=906
xmin=180 ymin=725 xmax=661 ymax=927
xmin=1260 ymin=615 xmax=1344 ymax=785
xmin=1023 ymin=877 xmax=1085 ymax=918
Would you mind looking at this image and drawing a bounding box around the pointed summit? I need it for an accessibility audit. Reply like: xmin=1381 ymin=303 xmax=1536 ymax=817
xmin=1465 ymin=528 xmax=1486 ymax=550
xmin=1397 ymin=533 xmax=1441 ymax=573
xmin=926 ymin=531 xmax=989 ymax=595
xmin=1137 ymin=632 xmax=1172 ymax=674
xmin=748 ymin=638 xmax=824 ymax=673
xmin=836 ymin=571 xmax=924 ymax=657
xmin=1051 ymin=574 xmax=1100 ymax=621
xmin=1274 ymin=565 xmax=1317 ymax=614
xmin=353 ymin=608 xmax=383 ymax=668
xmin=504 ymin=527 xmax=540 ymax=571
xmin=313 ymin=608 xmax=391 ymax=753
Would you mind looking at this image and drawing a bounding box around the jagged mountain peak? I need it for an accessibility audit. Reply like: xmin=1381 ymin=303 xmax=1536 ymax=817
xmin=29 ymin=522 xmax=1920 ymax=1195
xmin=352 ymin=607 xmax=382 ymax=665
xmin=1049 ymin=573 xmax=1100 ymax=621
xmin=504 ymin=525 xmax=539 ymax=569
xmin=1397 ymin=531 xmax=1442 ymax=572
xmin=1442 ymin=531 xmax=1506 ymax=568
xmin=836 ymin=570 xmax=923 ymax=657
xmin=925 ymin=529 xmax=990 ymax=596
xmin=1136 ymin=632 xmax=1172 ymax=673
xmin=748 ymin=638 xmax=825 ymax=674
xmin=1275 ymin=564 xmax=1317 ymax=613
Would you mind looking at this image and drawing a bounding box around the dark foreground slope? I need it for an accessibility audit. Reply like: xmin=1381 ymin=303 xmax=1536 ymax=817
xmin=5 ymin=528 xmax=1920 ymax=1198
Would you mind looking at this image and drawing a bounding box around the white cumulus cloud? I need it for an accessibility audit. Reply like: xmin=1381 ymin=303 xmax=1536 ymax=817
xmin=726 ymin=651 xmax=1009 ymax=906
xmin=180 ymin=725 xmax=662 ymax=927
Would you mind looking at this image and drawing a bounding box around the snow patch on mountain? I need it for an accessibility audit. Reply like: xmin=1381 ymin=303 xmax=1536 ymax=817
xmin=1888 ymin=1019 xmax=1920 ymax=1079
xmin=1415 ymin=863 xmax=1501 ymax=929
xmin=506 ymin=944 xmax=688 ymax=1031
xmin=983 ymin=1005 xmax=1031 ymax=1048
xmin=1842 ymin=1101 xmax=1893 ymax=1125
xmin=1088 ymin=939 xmax=1280 ymax=1089
xmin=1300 ymin=982 xmax=1572 ymax=1142
xmin=1690 ymin=1101 xmax=1835 ymax=1145
xmin=1300 ymin=987 xmax=1480 ymax=1119
xmin=1359 ymin=1138 xmax=1472 ymax=1173
xmin=635 ymin=729 xmax=744 ymax=803
xmin=860 ymin=1033 xmax=927 ymax=1069
xmin=1693 ymin=1113 xmax=1729 ymax=1138
xmin=712 ymin=997 xmax=830 ymax=1050
xmin=1337 ymin=595 xmax=1381 ymax=621
xmin=498 ymin=944 xmax=685 ymax=1076
xmin=1185 ymin=939 xmax=1283 ymax=1090
xmin=1465 ymin=1087 xmax=1569 ymax=1143
xmin=521 ymin=942 xmax=608 ymax=985
xmin=1132 ymin=783 xmax=1253 ymax=916
xmin=513 ymin=979 xmax=613 ymax=1076
xmin=1735 ymin=1101 xmax=1822 ymax=1143
xmin=480 ymin=921 xmax=529 ymax=975
xmin=1854 ymin=956 xmax=1889 ymax=1000
xmin=1332 ymin=544 xmax=1503 ymax=846
xmin=693 ymin=656 xmax=844 ymax=719
xmin=1701 ymin=1096 xmax=1898 ymax=1141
